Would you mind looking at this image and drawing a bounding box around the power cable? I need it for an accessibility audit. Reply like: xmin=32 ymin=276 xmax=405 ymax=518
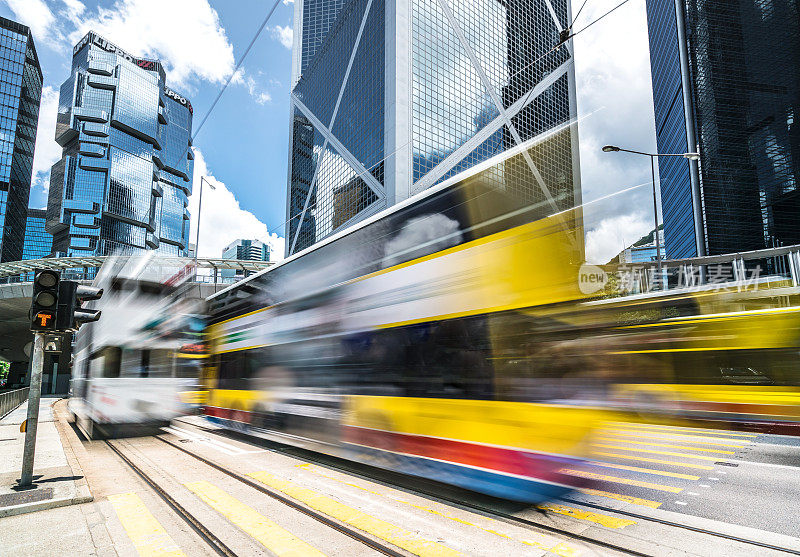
xmin=191 ymin=0 xmax=283 ymax=144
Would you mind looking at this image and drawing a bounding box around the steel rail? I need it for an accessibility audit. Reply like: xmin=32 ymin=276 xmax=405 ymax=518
xmin=105 ymin=439 xmax=237 ymax=557
xmin=177 ymin=418 xmax=800 ymax=556
xmin=153 ymin=435 xmax=405 ymax=557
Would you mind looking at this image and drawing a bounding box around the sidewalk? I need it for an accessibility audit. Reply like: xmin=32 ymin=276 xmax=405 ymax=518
xmin=0 ymin=396 xmax=92 ymax=517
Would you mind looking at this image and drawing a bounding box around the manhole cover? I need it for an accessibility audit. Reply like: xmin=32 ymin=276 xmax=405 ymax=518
xmin=0 ymin=487 xmax=54 ymax=508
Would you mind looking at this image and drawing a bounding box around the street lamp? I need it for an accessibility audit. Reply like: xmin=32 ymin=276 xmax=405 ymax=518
xmin=601 ymin=146 xmax=699 ymax=289
xmin=194 ymin=176 xmax=215 ymax=262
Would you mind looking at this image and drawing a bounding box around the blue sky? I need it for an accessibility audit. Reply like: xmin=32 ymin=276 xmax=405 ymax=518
xmin=1 ymin=0 xmax=296 ymax=257
xmin=2 ymin=0 xmax=661 ymax=263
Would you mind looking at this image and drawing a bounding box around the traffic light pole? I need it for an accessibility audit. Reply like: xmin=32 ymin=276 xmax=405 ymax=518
xmin=19 ymin=332 xmax=45 ymax=487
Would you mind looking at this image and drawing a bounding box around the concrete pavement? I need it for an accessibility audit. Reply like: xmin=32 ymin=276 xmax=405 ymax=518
xmin=0 ymin=397 xmax=92 ymax=517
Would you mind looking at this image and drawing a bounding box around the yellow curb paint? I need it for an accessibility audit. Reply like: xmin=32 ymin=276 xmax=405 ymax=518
xmin=576 ymin=488 xmax=663 ymax=509
xmin=184 ymin=481 xmax=325 ymax=557
xmin=594 ymin=437 xmax=737 ymax=454
xmin=295 ymin=463 xmax=582 ymax=557
xmin=107 ymin=492 xmax=185 ymax=557
xmin=599 ymin=429 xmax=749 ymax=446
xmin=591 ymin=451 xmax=714 ymax=470
xmin=248 ymin=471 xmax=462 ymax=557
xmin=592 ymin=444 xmax=724 ymax=462
xmin=560 ymin=469 xmax=684 ymax=493
xmin=589 ymin=461 xmax=700 ymax=480
xmin=535 ymin=503 xmax=636 ymax=529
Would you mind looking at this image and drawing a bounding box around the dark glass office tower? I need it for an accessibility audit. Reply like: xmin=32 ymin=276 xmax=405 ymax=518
xmin=285 ymin=0 xmax=581 ymax=256
xmin=0 ymin=17 xmax=42 ymax=263
xmin=47 ymin=32 xmax=194 ymax=259
xmin=647 ymin=0 xmax=800 ymax=256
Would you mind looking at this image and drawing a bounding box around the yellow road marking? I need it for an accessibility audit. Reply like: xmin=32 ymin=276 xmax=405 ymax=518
xmin=592 ymin=443 xmax=724 ymax=461
xmin=576 ymin=488 xmax=663 ymax=509
xmin=185 ymin=481 xmax=325 ymax=557
xmin=589 ymin=461 xmax=700 ymax=480
xmin=295 ymin=462 xmax=580 ymax=557
xmin=610 ymin=422 xmax=758 ymax=438
xmin=107 ymin=492 xmax=185 ymax=557
xmin=535 ymin=503 xmax=636 ymax=529
xmin=592 ymin=451 xmax=714 ymax=470
xmin=600 ymin=429 xmax=751 ymax=446
xmin=560 ymin=469 xmax=683 ymax=493
xmin=294 ymin=464 xmax=580 ymax=556
xmin=248 ymin=471 xmax=462 ymax=557
xmin=594 ymin=437 xmax=737 ymax=454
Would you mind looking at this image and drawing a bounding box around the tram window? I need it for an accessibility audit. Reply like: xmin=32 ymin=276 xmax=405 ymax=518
xmin=90 ymin=347 xmax=121 ymax=378
xmin=218 ymin=350 xmax=255 ymax=389
xmin=140 ymin=350 xmax=150 ymax=377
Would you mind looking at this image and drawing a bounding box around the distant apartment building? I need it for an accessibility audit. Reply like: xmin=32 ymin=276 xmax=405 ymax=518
xmin=221 ymin=238 xmax=270 ymax=281
xmin=286 ymin=0 xmax=581 ymax=256
xmin=646 ymin=0 xmax=800 ymax=257
xmin=0 ymin=17 xmax=42 ymax=262
xmin=47 ymin=31 xmax=194 ymax=260
xmin=617 ymin=227 xmax=665 ymax=265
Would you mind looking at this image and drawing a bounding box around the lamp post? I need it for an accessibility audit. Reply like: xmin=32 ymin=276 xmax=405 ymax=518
xmin=194 ymin=176 xmax=215 ymax=262
xmin=601 ymin=145 xmax=699 ymax=289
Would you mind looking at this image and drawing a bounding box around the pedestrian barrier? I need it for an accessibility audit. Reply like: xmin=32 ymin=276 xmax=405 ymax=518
xmin=0 ymin=387 xmax=29 ymax=420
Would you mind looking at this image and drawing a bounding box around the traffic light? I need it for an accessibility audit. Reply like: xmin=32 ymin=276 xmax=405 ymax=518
xmin=30 ymin=270 xmax=60 ymax=331
xmin=56 ymin=281 xmax=104 ymax=331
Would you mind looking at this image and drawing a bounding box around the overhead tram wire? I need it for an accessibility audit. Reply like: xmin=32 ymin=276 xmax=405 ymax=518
xmin=571 ymin=0 xmax=592 ymax=27
xmin=180 ymin=0 xmax=283 ymax=163
xmin=268 ymin=0 xmax=635 ymax=256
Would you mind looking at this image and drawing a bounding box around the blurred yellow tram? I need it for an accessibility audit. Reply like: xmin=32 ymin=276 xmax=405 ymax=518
xmin=201 ymin=163 xmax=800 ymax=502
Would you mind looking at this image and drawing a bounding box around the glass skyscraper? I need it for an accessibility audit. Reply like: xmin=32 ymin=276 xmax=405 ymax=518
xmin=220 ymin=238 xmax=271 ymax=281
xmin=47 ymin=32 xmax=194 ymax=259
xmin=646 ymin=0 xmax=800 ymax=256
xmin=286 ymin=0 xmax=581 ymax=256
xmin=22 ymin=208 xmax=52 ymax=260
xmin=0 ymin=17 xmax=42 ymax=263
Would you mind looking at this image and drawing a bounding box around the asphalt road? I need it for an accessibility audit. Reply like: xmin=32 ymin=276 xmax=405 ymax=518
xmin=564 ymin=421 xmax=800 ymax=537
xmin=168 ymin=415 xmax=800 ymax=555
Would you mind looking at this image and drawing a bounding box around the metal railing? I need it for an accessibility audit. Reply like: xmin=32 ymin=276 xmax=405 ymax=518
xmin=600 ymin=243 xmax=800 ymax=297
xmin=0 ymin=256 xmax=274 ymax=282
xmin=0 ymin=387 xmax=29 ymax=420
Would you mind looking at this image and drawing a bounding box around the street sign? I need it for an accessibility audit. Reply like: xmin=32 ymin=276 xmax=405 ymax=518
xmin=43 ymin=334 xmax=62 ymax=353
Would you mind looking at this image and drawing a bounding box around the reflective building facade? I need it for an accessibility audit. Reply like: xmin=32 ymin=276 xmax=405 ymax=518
xmin=221 ymin=238 xmax=271 ymax=281
xmin=286 ymin=0 xmax=581 ymax=256
xmin=0 ymin=17 xmax=42 ymax=263
xmin=647 ymin=0 xmax=800 ymax=256
xmin=22 ymin=208 xmax=52 ymax=260
xmin=47 ymin=32 xmax=194 ymax=259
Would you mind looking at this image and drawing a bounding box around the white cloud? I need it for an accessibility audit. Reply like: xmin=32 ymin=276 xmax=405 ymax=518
xmin=283 ymin=0 xmax=294 ymax=5
xmin=188 ymin=148 xmax=285 ymax=260
xmin=4 ymin=0 xmax=58 ymax=47
xmin=61 ymin=0 xmax=86 ymax=24
xmin=585 ymin=213 xmax=652 ymax=265
xmin=571 ymin=0 xmax=663 ymax=254
xmin=31 ymin=86 xmax=61 ymax=201
xmin=244 ymin=75 xmax=272 ymax=105
xmin=272 ymin=25 xmax=293 ymax=49
xmin=68 ymin=0 xmax=236 ymax=89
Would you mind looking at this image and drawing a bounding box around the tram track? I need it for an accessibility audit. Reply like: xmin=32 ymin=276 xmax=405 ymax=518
xmin=104 ymin=439 xmax=237 ymax=557
xmin=106 ymin=435 xmax=406 ymax=557
xmin=174 ymin=417 xmax=800 ymax=556
xmin=159 ymin=426 xmax=646 ymax=556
